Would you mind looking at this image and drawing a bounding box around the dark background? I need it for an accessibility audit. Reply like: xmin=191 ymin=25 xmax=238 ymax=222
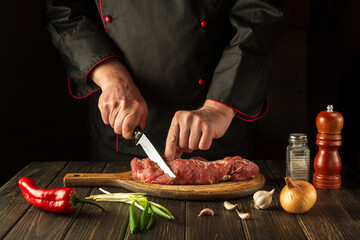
xmin=1 ymin=0 xmax=359 ymax=185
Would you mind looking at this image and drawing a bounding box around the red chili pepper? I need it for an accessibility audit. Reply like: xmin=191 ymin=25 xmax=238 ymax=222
xmin=18 ymin=176 xmax=104 ymax=213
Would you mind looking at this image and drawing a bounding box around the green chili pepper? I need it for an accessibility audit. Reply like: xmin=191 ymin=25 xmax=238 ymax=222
xmin=140 ymin=198 xmax=149 ymax=231
xmin=146 ymin=212 xmax=155 ymax=230
xmin=129 ymin=202 xmax=138 ymax=234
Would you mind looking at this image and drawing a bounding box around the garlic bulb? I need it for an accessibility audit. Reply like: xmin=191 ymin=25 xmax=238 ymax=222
xmin=253 ymin=188 xmax=275 ymax=210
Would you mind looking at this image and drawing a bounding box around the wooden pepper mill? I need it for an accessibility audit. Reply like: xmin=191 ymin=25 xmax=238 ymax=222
xmin=313 ymin=105 xmax=344 ymax=189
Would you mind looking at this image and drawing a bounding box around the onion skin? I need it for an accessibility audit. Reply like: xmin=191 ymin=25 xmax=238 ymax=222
xmin=280 ymin=177 xmax=317 ymax=214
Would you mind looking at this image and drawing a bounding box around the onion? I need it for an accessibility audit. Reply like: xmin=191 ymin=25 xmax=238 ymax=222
xmin=280 ymin=177 xmax=317 ymax=214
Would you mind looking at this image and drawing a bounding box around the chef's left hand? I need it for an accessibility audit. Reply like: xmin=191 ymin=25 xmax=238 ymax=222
xmin=164 ymin=100 xmax=235 ymax=160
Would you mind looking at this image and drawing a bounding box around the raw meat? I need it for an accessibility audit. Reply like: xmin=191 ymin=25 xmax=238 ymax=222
xmin=131 ymin=156 xmax=259 ymax=185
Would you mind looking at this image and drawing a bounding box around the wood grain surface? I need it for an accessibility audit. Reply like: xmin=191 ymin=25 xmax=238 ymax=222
xmin=2 ymin=160 xmax=360 ymax=240
xmin=63 ymin=172 xmax=265 ymax=201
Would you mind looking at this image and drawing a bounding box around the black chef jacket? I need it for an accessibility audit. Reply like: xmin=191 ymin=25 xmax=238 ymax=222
xmin=44 ymin=0 xmax=283 ymax=161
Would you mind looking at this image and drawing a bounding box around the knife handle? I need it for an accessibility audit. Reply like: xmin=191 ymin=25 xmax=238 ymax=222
xmin=134 ymin=126 xmax=143 ymax=145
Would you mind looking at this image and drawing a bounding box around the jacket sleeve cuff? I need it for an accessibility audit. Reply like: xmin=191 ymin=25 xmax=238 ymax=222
xmin=206 ymin=95 xmax=268 ymax=122
xmin=206 ymin=51 xmax=273 ymax=121
xmin=68 ymin=55 xmax=122 ymax=99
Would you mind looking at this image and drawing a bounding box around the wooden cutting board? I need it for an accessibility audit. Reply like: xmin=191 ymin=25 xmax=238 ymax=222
xmin=63 ymin=171 xmax=265 ymax=201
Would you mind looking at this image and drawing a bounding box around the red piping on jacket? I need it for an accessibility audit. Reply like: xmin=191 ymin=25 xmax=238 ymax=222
xmin=68 ymin=78 xmax=101 ymax=99
xmin=206 ymin=95 xmax=269 ymax=122
xmin=99 ymin=0 xmax=108 ymax=34
xmin=67 ymin=55 xmax=122 ymax=99
xmin=84 ymin=55 xmax=122 ymax=87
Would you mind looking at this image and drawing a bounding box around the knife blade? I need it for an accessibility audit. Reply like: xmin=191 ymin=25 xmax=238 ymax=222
xmin=134 ymin=127 xmax=176 ymax=178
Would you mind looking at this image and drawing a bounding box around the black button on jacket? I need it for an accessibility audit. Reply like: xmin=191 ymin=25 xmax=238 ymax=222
xmin=44 ymin=0 xmax=283 ymax=160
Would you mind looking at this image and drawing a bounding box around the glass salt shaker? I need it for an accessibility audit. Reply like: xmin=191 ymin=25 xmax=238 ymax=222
xmin=286 ymin=133 xmax=310 ymax=181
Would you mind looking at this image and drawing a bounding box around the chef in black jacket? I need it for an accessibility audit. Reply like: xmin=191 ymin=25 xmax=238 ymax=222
xmin=44 ymin=0 xmax=283 ymax=162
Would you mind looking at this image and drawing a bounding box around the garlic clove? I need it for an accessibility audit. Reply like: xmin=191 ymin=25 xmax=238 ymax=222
xmin=223 ymin=201 xmax=237 ymax=210
xmin=236 ymin=209 xmax=250 ymax=219
xmin=198 ymin=208 xmax=215 ymax=216
xmin=253 ymin=188 xmax=275 ymax=210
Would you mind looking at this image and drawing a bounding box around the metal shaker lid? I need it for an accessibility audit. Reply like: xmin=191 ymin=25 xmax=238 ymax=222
xmin=289 ymin=133 xmax=308 ymax=142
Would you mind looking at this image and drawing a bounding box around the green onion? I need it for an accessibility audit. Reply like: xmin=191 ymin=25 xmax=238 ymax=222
xmin=140 ymin=198 xmax=149 ymax=231
xmin=146 ymin=212 xmax=155 ymax=230
xmin=129 ymin=202 xmax=138 ymax=234
xmin=149 ymin=204 xmax=173 ymax=220
xmin=86 ymin=189 xmax=175 ymax=234
xmin=150 ymin=201 xmax=175 ymax=219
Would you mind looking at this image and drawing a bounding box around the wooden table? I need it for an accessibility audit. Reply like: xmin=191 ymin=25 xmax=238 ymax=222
xmin=1 ymin=160 xmax=359 ymax=240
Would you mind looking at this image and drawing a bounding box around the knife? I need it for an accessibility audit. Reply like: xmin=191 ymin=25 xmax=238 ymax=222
xmin=134 ymin=127 xmax=176 ymax=178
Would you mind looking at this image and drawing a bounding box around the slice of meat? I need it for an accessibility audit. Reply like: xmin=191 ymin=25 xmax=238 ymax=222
xmin=130 ymin=156 xmax=259 ymax=185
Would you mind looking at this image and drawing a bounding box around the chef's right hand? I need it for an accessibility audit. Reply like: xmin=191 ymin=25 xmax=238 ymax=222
xmin=89 ymin=58 xmax=148 ymax=139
